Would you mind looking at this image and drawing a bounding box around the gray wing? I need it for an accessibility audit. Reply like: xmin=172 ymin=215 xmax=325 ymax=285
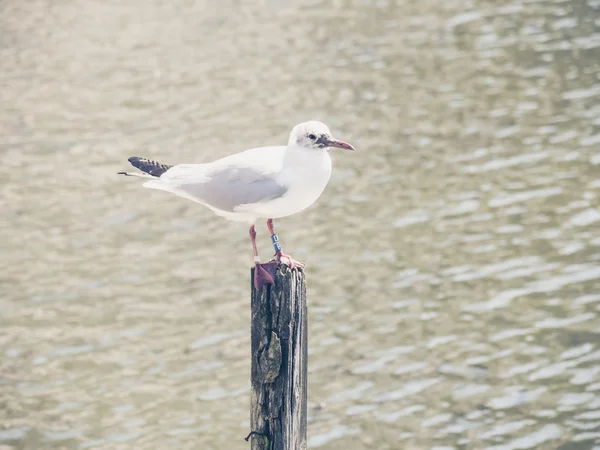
xmin=176 ymin=166 xmax=288 ymax=212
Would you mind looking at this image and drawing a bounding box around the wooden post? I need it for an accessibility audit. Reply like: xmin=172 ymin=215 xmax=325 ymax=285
xmin=248 ymin=266 xmax=307 ymax=450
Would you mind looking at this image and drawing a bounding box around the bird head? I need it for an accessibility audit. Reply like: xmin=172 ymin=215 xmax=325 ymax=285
xmin=288 ymin=121 xmax=355 ymax=151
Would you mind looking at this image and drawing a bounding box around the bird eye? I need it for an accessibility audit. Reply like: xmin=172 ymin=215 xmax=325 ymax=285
xmin=308 ymin=134 xmax=316 ymax=140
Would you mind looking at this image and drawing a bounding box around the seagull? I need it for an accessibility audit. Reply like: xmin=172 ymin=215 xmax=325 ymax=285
xmin=119 ymin=121 xmax=354 ymax=289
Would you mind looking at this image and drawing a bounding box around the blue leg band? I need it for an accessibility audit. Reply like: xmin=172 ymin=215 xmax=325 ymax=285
xmin=271 ymin=233 xmax=282 ymax=253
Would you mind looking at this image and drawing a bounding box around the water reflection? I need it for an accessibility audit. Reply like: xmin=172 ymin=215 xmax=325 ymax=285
xmin=1 ymin=0 xmax=599 ymax=448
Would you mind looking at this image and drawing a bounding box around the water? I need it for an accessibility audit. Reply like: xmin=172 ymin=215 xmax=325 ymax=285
xmin=1 ymin=0 xmax=599 ymax=449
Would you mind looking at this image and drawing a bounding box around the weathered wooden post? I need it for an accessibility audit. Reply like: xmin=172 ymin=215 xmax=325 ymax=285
xmin=247 ymin=266 xmax=307 ymax=450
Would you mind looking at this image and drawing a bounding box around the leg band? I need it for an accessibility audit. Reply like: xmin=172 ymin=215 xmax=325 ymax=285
xmin=270 ymin=233 xmax=282 ymax=253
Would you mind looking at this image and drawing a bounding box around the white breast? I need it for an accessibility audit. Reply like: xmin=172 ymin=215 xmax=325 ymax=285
xmin=238 ymin=148 xmax=332 ymax=220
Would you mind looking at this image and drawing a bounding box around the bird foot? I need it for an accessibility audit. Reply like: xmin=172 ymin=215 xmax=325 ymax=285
xmin=273 ymin=252 xmax=304 ymax=270
xmin=254 ymin=262 xmax=277 ymax=290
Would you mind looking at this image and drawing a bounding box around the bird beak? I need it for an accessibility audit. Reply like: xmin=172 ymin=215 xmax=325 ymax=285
xmin=324 ymin=137 xmax=355 ymax=151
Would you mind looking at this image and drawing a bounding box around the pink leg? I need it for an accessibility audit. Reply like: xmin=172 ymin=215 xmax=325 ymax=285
xmin=266 ymin=219 xmax=305 ymax=270
xmin=250 ymin=225 xmax=275 ymax=290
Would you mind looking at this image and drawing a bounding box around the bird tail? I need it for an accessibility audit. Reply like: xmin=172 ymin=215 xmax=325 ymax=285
xmin=118 ymin=156 xmax=173 ymax=178
xmin=117 ymin=171 xmax=156 ymax=179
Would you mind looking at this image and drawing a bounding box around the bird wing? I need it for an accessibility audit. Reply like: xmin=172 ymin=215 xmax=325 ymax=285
xmin=144 ymin=146 xmax=288 ymax=212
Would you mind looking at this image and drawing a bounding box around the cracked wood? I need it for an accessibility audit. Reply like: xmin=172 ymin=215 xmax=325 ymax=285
xmin=250 ymin=266 xmax=307 ymax=450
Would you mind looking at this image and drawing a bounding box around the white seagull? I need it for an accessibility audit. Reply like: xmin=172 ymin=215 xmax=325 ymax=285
xmin=119 ymin=121 xmax=354 ymax=289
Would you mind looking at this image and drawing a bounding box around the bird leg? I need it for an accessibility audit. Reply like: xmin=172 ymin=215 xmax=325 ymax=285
xmin=266 ymin=218 xmax=305 ymax=270
xmin=249 ymin=225 xmax=276 ymax=290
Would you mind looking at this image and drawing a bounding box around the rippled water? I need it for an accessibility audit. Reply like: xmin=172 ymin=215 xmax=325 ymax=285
xmin=1 ymin=0 xmax=600 ymax=449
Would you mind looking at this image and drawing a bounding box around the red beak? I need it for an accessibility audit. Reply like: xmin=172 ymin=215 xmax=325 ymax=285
xmin=324 ymin=138 xmax=355 ymax=151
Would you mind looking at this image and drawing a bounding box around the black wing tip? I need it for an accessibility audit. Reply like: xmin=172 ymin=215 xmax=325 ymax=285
xmin=126 ymin=156 xmax=172 ymax=177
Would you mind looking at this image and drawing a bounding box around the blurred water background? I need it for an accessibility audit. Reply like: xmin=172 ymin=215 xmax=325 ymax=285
xmin=1 ymin=0 xmax=600 ymax=449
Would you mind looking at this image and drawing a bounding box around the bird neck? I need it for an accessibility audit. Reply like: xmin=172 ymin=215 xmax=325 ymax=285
xmin=281 ymin=145 xmax=332 ymax=186
xmin=283 ymin=145 xmax=329 ymax=167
